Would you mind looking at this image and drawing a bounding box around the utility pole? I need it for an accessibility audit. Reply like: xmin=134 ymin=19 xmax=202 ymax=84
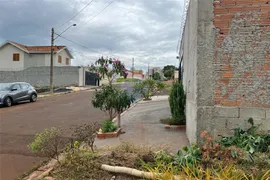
xmin=132 ymin=57 xmax=134 ymax=82
xmin=50 ymin=28 xmax=54 ymax=94
xmin=148 ymin=63 xmax=150 ymax=79
xmin=49 ymin=24 xmax=76 ymax=94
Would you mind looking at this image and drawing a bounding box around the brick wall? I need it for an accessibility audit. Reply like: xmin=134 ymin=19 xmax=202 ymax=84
xmin=213 ymin=0 xmax=270 ymax=108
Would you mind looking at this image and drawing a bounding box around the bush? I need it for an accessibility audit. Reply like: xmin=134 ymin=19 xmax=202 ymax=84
xmin=101 ymin=120 xmax=118 ymax=133
xmin=219 ymin=118 xmax=270 ymax=154
xmin=28 ymin=127 xmax=67 ymax=161
xmin=72 ymin=122 xmax=99 ymax=152
xmin=156 ymin=81 xmax=166 ymax=92
xmin=168 ymin=82 xmax=186 ymax=125
xmin=54 ymin=141 xmax=101 ymax=180
xmin=133 ymin=79 xmax=156 ymax=99
xmin=174 ymin=144 xmax=201 ymax=167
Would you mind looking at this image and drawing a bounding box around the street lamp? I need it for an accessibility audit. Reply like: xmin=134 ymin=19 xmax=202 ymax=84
xmin=50 ymin=24 xmax=76 ymax=93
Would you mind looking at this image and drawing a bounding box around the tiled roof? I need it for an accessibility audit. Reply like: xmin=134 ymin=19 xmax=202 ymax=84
xmin=10 ymin=41 xmax=66 ymax=53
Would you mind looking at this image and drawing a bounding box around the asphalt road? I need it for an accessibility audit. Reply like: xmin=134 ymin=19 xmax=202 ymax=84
xmin=0 ymin=90 xmax=108 ymax=180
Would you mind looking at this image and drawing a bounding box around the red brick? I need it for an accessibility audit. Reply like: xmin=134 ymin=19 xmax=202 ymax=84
xmin=214 ymin=13 xmax=235 ymax=21
xmin=263 ymin=64 xmax=270 ymax=70
xmin=251 ymin=0 xmax=269 ymax=5
xmin=221 ymin=0 xmax=236 ymax=6
xmin=243 ymin=6 xmax=262 ymax=12
xmin=223 ymin=71 xmax=233 ymax=78
xmin=214 ymin=21 xmax=230 ymax=28
xmin=260 ymin=5 xmax=270 ymax=11
xmin=261 ymin=11 xmax=270 ymax=19
xmin=236 ymin=0 xmax=252 ymax=5
xmin=214 ymin=7 xmax=229 ymax=14
xmin=228 ymin=7 xmax=243 ymax=13
xmin=259 ymin=19 xmax=270 ymax=25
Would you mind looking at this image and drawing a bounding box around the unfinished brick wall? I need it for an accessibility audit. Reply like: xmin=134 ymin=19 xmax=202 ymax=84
xmin=213 ymin=0 xmax=270 ymax=108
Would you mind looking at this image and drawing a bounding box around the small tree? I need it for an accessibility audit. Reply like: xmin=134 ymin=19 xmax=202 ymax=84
xmin=134 ymin=79 xmax=156 ymax=100
xmin=156 ymin=81 xmax=166 ymax=92
xmin=92 ymin=86 xmax=116 ymax=120
xmin=152 ymin=72 xmax=161 ymax=80
xmin=28 ymin=127 xmax=67 ymax=161
xmin=72 ymin=122 xmax=99 ymax=152
xmin=89 ymin=57 xmax=127 ymax=86
xmin=113 ymin=89 xmax=135 ymax=127
xmin=163 ymin=65 xmax=176 ymax=80
xmin=169 ymin=82 xmax=186 ymax=125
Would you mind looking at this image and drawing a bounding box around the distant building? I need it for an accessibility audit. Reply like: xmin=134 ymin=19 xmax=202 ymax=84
xmin=0 ymin=41 xmax=73 ymax=71
xmin=127 ymin=70 xmax=144 ymax=80
xmin=146 ymin=67 xmax=164 ymax=80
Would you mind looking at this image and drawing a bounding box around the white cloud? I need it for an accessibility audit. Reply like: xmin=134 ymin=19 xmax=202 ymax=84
xmin=0 ymin=0 xmax=184 ymax=71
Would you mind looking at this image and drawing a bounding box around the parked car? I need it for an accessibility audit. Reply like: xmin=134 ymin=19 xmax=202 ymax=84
xmin=0 ymin=82 xmax=37 ymax=107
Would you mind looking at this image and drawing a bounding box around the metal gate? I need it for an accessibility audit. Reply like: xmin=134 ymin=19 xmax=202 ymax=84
xmin=85 ymin=71 xmax=99 ymax=86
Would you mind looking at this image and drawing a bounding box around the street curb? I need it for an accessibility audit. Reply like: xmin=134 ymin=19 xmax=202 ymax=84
xmin=112 ymin=98 xmax=143 ymax=124
xmin=38 ymin=91 xmax=73 ymax=98
xmin=38 ymin=86 xmax=100 ymax=99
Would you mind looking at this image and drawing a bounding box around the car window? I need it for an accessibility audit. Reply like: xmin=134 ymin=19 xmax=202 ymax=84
xmin=12 ymin=84 xmax=21 ymax=90
xmin=21 ymin=84 xmax=29 ymax=89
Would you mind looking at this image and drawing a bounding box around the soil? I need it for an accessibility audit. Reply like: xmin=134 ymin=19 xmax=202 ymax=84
xmin=50 ymin=144 xmax=155 ymax=180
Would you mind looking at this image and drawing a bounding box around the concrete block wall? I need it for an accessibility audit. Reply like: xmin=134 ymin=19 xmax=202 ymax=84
xmin=213 ymin=0 xmax=270 ymax=108
xmin=182 ymin=0 xmax=270 ymax=143
xmin=0 ymin=66 xmax=81 ymax=87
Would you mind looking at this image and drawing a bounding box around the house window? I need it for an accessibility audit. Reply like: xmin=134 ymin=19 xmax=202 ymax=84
xmin=13 ymin=53 xmax=20 ymax=61
xmin=66 ymin=58 xmax=69 ymax=65
xmin=58 ymin=55 xmax=62 ymax=63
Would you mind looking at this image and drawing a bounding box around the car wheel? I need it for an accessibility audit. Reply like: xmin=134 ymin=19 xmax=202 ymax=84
xmin=4 ymin=97 xmax=12 ymax=107
xmin=30 ymin=93 xmax=37 ymax=102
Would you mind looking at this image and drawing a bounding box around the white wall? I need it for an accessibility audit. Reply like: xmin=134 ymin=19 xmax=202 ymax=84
xmin=44 ymin=49 xmax=71 ymax=67
xmin=24 ymin=53 xmax=46 ymax=68
xmin=0 ymin=44 xmax=25 ymax=71
xmin=181 ymin=0 xmax=198 ymax=143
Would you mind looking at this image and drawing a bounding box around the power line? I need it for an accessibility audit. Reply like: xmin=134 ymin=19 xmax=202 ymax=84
xmin=58 ymin=0 xmax=95 ymax=29
xmin=83 ymin=0 xmax=115 ymax=26
xmin=55 ymin=33 xmax=101 ymax=54
xmin=55 ymin=33 xmax=125 ymax=61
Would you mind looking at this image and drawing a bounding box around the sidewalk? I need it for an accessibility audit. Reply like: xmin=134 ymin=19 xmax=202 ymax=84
xmin=95 ymin=95 xmax=189 ymax=153
xmin=38 ymin=86 xmax=99 ymax=98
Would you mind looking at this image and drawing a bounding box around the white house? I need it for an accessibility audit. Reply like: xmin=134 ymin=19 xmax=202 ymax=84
xmin=0 ymin=41 xmax=73 ymax=71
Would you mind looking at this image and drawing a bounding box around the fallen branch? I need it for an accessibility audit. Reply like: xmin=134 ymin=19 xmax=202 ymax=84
xmin=100 ymin=164 xmax=182 ymax=180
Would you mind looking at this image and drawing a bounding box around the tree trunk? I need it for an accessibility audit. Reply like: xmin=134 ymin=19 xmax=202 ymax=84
xmin=117 ymin=112 xmax=121 ymax=127
xmin=109 ymin=109 xmax=113 ymax=120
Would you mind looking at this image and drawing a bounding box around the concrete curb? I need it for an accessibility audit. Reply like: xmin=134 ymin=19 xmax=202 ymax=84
xmin=38 ymin=91 xmax=72 ymax=98
xmin=38 ymin=86 xmax=100 ymax=99
xmin=112 ymin=98 xmax=143 ymax=124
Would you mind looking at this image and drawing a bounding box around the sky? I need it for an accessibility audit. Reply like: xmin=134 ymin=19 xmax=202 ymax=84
xmin=0 ymin=0 xmax=184 ymax=71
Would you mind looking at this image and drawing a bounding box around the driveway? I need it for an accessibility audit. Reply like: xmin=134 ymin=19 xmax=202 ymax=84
xmin=0 ymin=90 xmax=107 ymax=180
xmin=95 ymin=95 xmax=189 ymax=153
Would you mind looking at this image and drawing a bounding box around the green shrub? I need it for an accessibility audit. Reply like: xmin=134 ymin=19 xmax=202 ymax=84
xmin=28 ymin=127 xmax=67 ymax=161
xmin=133 ymin=79 xmax=156 ymax=99
xmin=156 ymin=81 xmax=166 ymax=92
xmin=54 ymin=142 xmax=100 ymax=180
xmin=169 ymin=82 xmax=186 ymax=125
xmin=101 ymin=120 xmax=118 ymax=133
xmin=174 ymin=144 xmax=201 ymax=167
xmin=72 ymin=122 xmax=99 ymax=152
xmin=219 ymin=118 xmax=270 ymax=154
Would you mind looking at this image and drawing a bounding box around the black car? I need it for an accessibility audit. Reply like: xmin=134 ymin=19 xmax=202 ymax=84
xmin=0 ymin=82 xmax=38 ymax=107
